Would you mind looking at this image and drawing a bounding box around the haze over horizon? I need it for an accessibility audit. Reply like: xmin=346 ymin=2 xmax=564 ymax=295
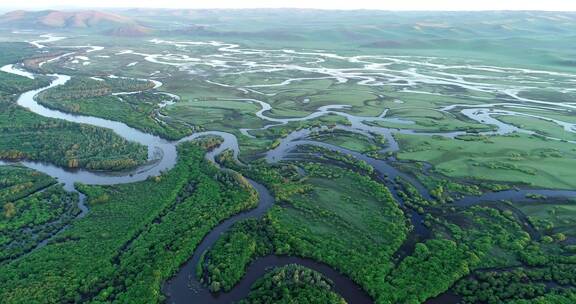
xmin=2 ymin=0 xmax=576 ymax=11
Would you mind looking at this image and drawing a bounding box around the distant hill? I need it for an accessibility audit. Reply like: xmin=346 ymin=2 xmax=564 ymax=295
xmin=0 ymin=10 xmax=141 ymax=30
xmin=106 ymin=24 xmax=153 ymax=37
xmin=162 ymin=25 xmax=301 ymax=40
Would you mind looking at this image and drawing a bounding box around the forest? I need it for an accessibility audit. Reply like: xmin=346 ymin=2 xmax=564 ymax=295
xmin=0 ymin=44 xmax=148 ymax=171
xmin=240 ymin=264 xmax=346 ymax=304
xmin=1 ymin=181 xmax=79 ymax=263
xmin=0 ymin=165 xmax=73 ymax=262
xmin=201 ymin=158 xmax=410 ymax=301
xmin=1 ymin=9 xmax=576 ymax=304
xmin=0 ymin=99 xmax=148 ymax=170
xmin=36 ymin=76 xmax=193 ymax=140
xmin=0 ymin=141 xmax=258 ymax=303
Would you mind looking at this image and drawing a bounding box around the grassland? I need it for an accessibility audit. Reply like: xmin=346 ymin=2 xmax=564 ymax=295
xmin=2 ymin=9 xmax=576 ymax=304
xmin=166 ymin=99 xmax=266 ymax=134
xmin=201 ymin=160 xmax=409 ymax=301
xmin=396 ymin=133 xmax=576 ymax=189
xmin=516 ymin=201 xmax=576 ymax=240
xmin=37 ymin=76 xmax=193 ymax=140
xmin=498 ymin=115 xmax=576 ymax=142
xmin=370 ymin=108 xmax=493 ymax=132
xmin=262 ymin=85 xmax=385 ymax=118
xmin=308 ymin=129 xmax=382 ymax=153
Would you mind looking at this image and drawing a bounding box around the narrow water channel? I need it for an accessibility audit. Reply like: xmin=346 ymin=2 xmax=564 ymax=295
xmin=3 ymin=49 xmax=576 ymax=303
xmin=1 ymin=63 xmax=378 ymax=303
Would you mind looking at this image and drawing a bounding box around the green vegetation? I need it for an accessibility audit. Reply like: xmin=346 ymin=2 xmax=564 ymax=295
xmin=208 ymin=153 xmax=567 ymax=303
xmin=519 ymin=202 xmax=576 ymax=239
xmin=369 ymin=108 xmax=492 ymax=133
xmin=0 ymin=142 xmax=257 ymax=303
xmin=394 ymin=161 xmax=513 ymax=203
xmin=0 ymin=44 xmax=148 ymax=170
xmin=37 ymin=76 xmax=192 ymax=140
xmin=0 ymin=184 xmax=78 ymax=262
xmin=166 ymin=98 xmax=266 ymax=135
xmin=244 ymin=114 xmax=351 ymax=154
xmin=455 ymin=266 xmax=576 ymax=303
xmin=0 ymin=72 xmax=49 ymax=98
xmin=0 ymin=42 xmax=40 ymax=65
xmin=425 ymin=199 xmax=576 ymax=303
xmin=2 ymin=10 xmax=576 ymax=303
xmin=308 ymin=129 xmax=382 ymax=153
xmin=0 ymin=165 xmax=80 ymax=262
xmin=0 ymin=43 xmax=51 ymax=99
xmin=290 ymin=145 xmax=374 ymax=174
xmin=0 ymin=165 xmax=55 ymax=202
xmin=396 ymin=133 xmax=576 ymax=189
xmin=240 ymin=264 xmax=346 ymax=304
xmin=498 ymin=115 xmax=576 ymax=142
xmin=260 ymin=85 xmax=383 ymax=118
xmin=380 ymin=239 xmax=477 ymax=303
xmin=0 ymin=97 xmax=148 ymax=169
xmin=202 ymin=159 xmax=408 ymax=302
xmin=38 ymin=76 xmax=154 ymax=100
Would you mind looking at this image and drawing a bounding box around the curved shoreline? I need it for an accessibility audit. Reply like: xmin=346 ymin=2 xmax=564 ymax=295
xmin=162 ymin=180 xmax=374 ymax=304
xmin=166 ymin=255 xmax=373 ymax=304
xmin=2 ymin=60 xmax=375 ymax=303
xmin=2 ymin=38 xmax=576 ymax=304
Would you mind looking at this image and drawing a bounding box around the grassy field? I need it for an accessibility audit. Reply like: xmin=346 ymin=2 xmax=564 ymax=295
xmin=202 ymin=162 xmax=408 ymax=300
xmin=308 ymin=129 xmax=382 ymax=153
xmin=516 ymin=201 xmax=576 ymax=239
xmin=2 ymin=9 xmax=576 ymax=303
xmin=372 ymin=108 xmax=493 ymax=132
xmin=166 ymin=99 xmax=266 ymax=133
xmin=263 ymin=85 xmax=385 ymax=118
xmin=396 ymin=133 xmax=576 ymax=189
xmin=497 ymin=115 xmax=576 ymax=142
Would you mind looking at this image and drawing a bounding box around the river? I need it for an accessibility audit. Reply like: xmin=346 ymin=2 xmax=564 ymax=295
xmin=2 ymin=38 xmax=576 ymax=304
xmin=1 ymin=57 xmax=377 ymax=303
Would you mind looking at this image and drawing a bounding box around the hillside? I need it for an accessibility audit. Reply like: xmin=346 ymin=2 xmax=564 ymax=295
xmin=0 ymin=10 xmax=138 ymax=30
xmin=106 ymin=24 xmax=153 ymax=37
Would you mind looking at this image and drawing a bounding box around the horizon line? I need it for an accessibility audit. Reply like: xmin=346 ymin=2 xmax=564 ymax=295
xmin=2 ymin=7 xmax=576 ymax=12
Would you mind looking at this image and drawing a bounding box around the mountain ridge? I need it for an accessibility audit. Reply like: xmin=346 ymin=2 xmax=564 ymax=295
xmin=0 ymin=9 xmax=138 ymax=29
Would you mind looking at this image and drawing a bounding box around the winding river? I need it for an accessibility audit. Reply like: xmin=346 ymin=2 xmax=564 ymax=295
xmin=162 ymin=180 xmax=373 ymax=304
xmin=3 ymin=36 xmax=576 ymax=304
xmin=1 ymin=57 xmax=376 ymax=302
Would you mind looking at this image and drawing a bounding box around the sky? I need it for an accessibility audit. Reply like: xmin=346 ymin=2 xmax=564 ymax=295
xmin=2 ymin=0 xmax=576 ymax=11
